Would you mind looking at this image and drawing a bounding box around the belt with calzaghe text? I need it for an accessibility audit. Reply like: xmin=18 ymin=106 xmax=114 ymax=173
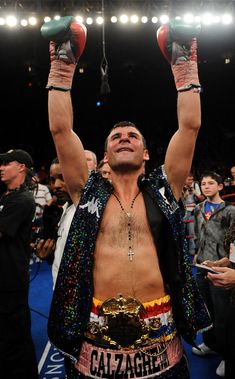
xmin=84 ymin=294 xmax=177 ymax=350
xmin=75 ymin=295 xmax=184 ymax=379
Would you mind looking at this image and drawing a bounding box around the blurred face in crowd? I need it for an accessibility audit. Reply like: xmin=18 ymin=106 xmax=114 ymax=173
xmin=185 ymin=175 xmax=194 ymax=188
xmin=49 ymin=163 xmax=71 ymax=205
xmin=231 ymin=166 xmax=235 ymax=180
xmin=85 ymin=150 xmax=97 ymax=171
xmin=99 ymin=162 xmax=111 ymax=181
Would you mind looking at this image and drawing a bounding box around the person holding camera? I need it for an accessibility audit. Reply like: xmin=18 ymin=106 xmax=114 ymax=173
xmin=182 ymin=172 xmax=204 ymax=255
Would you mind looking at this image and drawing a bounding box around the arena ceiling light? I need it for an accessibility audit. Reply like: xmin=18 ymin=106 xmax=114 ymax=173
xmin=0 ymin=11 xmax=233 ymax=29
xmin=75 ymin=15 xmax=84 ymax=24
xmin=96 ymin=16 xmax=104 ymax=25
xmin=130 ymin=15 xmax=139 ymax=24
xmin=222 ymin=14 xmax=233 ymax=24
xmin=141 ymin=16 xmax=148 ymax=24
xmin=20 ymin=18 xmax=28 ymax=27
xmin=119 ymin=14 xmax=129 ymax=24
xmin=110 ymin=16 xmax=118 ymax=23
xmin=5 ymin=15 xmax=17 ymax=27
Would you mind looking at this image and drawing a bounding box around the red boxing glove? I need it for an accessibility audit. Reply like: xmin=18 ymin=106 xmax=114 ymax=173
xmin=42 ymin=18 xmax=87 ymax=91
xmin=157 ymin=21 xmax=201 ymax=92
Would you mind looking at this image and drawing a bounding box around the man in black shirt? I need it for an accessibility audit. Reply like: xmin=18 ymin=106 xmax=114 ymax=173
xmin=0 ymin=149 xmax=39 ymax=379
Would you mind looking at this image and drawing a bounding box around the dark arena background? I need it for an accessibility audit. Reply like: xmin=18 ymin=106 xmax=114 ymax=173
xmin=0 ymin=0 xmax=235 ymax=177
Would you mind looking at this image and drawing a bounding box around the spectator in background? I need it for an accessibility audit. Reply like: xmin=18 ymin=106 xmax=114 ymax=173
xmin=36 ymin=158 xmax=75 ymax=288
xmin=182 ymin=172 xmax=204 ymax=255
xmin=203 ymin=219 xmax=235 ymax=378
xmin=84 ymin=149 xmax=97 ymax=173
xmin=230 ymin=166 xmax=235 ymax=185
xmin=97 ymin=159 xmax=112 ymax=181
xmin=0 ymin=149 xmax=38 ymax=379
xmin=31 ymin=174 xmax=53 ymax=222
xmin=30 ymin=174 xmax=53 ymax=263
xmin=222 ymin=165 xmax=235 ymax=205
xmin=192 ymin=171 xmax=235 ymax=377
xmin=37 ymin=165 xmax=49 ymax=185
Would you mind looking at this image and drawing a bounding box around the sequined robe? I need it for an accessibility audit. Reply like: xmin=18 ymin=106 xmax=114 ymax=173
xmin=48 ymin=165 xmax=211 ymax=361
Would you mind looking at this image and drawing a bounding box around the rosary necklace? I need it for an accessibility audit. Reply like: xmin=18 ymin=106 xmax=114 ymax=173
xmin=112 ymin=191 xmax=140 ymax=262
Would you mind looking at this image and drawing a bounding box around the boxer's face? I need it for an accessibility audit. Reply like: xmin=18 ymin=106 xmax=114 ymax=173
xmin=104 ymin=126 xmax=149 ymax=172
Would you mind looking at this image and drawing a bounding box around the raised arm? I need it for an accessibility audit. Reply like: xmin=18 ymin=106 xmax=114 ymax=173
xmin=41 ymin=16 xmax=88 ymax=206
xmin=157 ymin=21 xmax=201 ymax=200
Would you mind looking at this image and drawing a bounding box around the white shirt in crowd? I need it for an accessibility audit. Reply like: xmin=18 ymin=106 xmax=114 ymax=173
xmin=52 ymin=202 xmax=76 ymax=289
xmin=32 ymin=183 xmax=52 ymax=219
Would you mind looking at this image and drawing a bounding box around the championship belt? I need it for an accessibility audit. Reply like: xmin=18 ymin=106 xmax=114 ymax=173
xmin=86 ymin=294 xmax=163 ymax=349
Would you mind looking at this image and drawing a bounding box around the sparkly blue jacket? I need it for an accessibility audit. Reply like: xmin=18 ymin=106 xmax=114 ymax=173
xmin=48 ymin=165 xmax=211 ymax=361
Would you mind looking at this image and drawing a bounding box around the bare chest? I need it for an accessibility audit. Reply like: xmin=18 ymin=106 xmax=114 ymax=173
xmin=96 ymin=194 xmax=153 ymax=249
xmin=93 ymin=193 xmax=164 ymax=300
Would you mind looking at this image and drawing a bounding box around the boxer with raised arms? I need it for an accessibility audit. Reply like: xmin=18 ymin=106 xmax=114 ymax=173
xmin=41 ymin=17 xmax=211 ymax=379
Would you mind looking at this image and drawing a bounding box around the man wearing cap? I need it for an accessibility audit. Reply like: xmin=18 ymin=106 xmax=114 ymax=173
xmin=0 ymin=149 xmax=39 ymax=378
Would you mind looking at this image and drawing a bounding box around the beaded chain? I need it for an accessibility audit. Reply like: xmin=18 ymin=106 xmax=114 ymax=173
xmin=112 ymin=191 xmax=140 ymax=261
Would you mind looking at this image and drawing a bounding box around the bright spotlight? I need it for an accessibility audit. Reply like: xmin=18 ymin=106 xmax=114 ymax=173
xmin=86 ymin=17 xmax=93 ymax=25
xmin=110 ymin=16 xmax=117 ymax=23
xmin=75 ymin=16 xmax=84 ymax=24
xmin=120 ymin=14 xmax=128 ymax=24
xmin=29 ymin=17 xmax=37 ymax=26
xmin=96 ymin=16 xmax=104 ymax=25
xmin=6 ymin=15 xmax=17 ymax=27
xmin=221 ymin=14 xmax=233 ymax=25
xmin=54 ymin=15 xmax=61 ymax=21
xmin=202 ymin=13 xmax=213 ymax=25
xmin=21 ymin=19 xmax=28 ymax=27
xmin=44 ymin=16 xmax=51 ymax=23
xmin=183 ymin=13 xmax=194 ymax=24
xmin=151 ymin=16 xmax=158 ymax=24
xmin=141 ymin=16 xmax=148 ymax=24
xmin=159 ymin=14 xmax=169 ymax=24
xmin=130 ymin=15 xmax=139 ymax=24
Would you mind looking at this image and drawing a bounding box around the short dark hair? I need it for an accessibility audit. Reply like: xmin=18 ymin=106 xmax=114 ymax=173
xmin=104 ymin=121 xmax=147 ymax=151
xmin=200 ymin=171 xmax=223 ymax=185
xmin=97 ymin=159 xmax=105 ymax=170
xmin=51 ymin=157 xmax=59 ymax=164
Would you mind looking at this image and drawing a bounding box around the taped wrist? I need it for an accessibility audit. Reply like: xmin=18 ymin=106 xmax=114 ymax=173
xmin=172 ymin=60 xmax=201 ymax=92
xmin=46 ymin=59 xmax=76 ymax=91
xmin=46 ymin=41 xmax=77 ymax=91
xmin=171 ymin=37 xmax=201 ymax=92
